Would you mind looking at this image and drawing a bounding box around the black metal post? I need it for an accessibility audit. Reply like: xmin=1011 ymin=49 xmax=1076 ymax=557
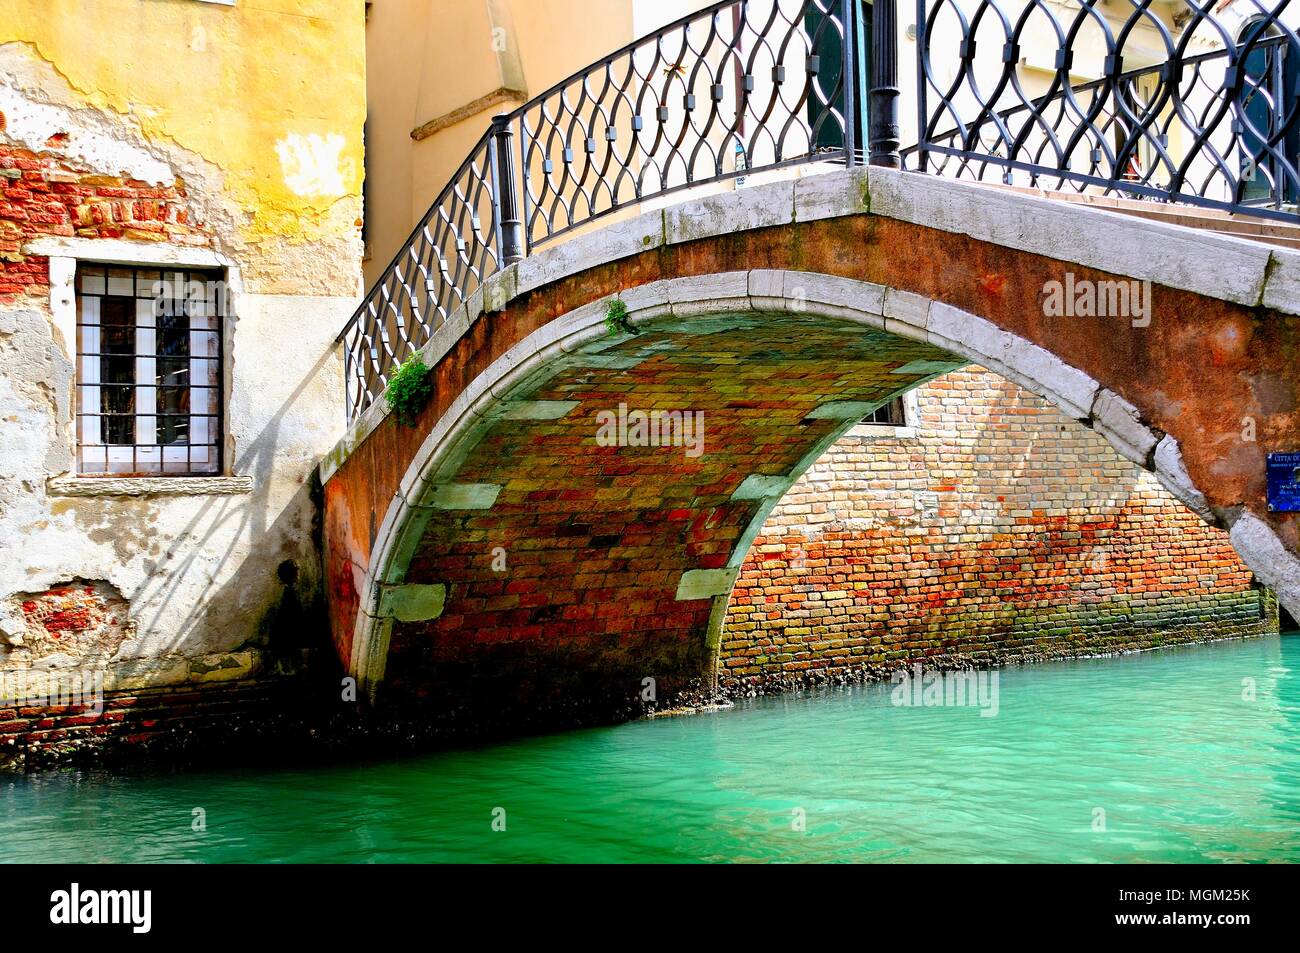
xmin=342 ymin=344 xmax=355 ymax=421
xmin=869 ymin=0 xmax=901 ymax=168
xmin=842 ymin=0 xmax=858 ymax=166
xmin=490 ymin=114 xmax=525 ymax=265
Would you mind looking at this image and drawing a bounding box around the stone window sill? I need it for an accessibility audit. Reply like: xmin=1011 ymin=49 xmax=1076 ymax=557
xmin=846 ymin=424 xmax=919 ymax=440
xmin=47 ymin=476 xmax=254 ymax=498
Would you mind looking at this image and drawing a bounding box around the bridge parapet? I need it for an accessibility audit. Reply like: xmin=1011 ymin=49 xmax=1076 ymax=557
xmin=322 ymin=166 xmax=1300 ymax=708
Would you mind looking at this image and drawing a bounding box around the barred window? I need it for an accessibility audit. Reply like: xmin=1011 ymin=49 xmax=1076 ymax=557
xmin=862 ymin=395 xmax=907 ymax=427
xmin=75 ymin=265 xmax=224 ymax=476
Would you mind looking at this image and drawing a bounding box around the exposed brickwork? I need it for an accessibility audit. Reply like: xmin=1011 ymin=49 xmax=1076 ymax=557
xmin=0 ymin=139 xmax=208 ymax=301
xmin=385 ymin=318 xmax=950 ymax=720
xmin=0 ymin=681 xmax=258 ymax=769
xmin=0 ymin=680 xmax=285 ymax=771
xmin=2 ymin=579 xmax=134 ymax=667
xmin=721 ymin=367 xmax=1274 ymax=690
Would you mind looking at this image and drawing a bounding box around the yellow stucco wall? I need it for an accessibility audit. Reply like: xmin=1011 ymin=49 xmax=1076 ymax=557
xmin=0 ymin=0 xmax=365 ymax=262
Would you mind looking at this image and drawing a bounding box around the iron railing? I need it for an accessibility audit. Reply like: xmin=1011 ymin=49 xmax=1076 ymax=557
xmin=339 ymin=0 xmax=1300 ymax=423
xmin=908 ymin=1 xmax=1300 ymax=214
xmin=339 ymin=0 xmax=862 ymax=420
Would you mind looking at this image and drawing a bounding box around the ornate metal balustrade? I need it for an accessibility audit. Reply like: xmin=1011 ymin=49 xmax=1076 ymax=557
xmin=908 ymin=1 xmax=1300 ymax=215
xmin=338 ymin=0 xmax=1299 ymax=423
xmin=338 ymin=0 xmax=862 ymax=420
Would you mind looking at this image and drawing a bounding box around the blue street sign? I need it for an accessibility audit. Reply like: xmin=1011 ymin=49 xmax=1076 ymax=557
xmin=1267 ymin=452 xmax=1300 ymax=512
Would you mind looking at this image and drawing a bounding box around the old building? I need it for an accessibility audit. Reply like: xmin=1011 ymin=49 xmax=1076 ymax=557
xmin=0 ymin=0 xmax=364 ymax=748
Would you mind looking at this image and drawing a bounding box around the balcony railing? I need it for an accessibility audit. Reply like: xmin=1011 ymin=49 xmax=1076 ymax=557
xmin=338 ymin=0 xmax=1300 ymax=423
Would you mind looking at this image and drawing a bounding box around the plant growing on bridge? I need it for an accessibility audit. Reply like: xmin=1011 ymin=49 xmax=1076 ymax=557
xmin=604 ymin=298 xmax=637 ymax=337
xmin=385 ymin=354 xmax=434 ymax=426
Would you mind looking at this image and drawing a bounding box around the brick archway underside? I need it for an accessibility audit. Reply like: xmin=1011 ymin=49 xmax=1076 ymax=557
xmin=382 ymin=314 xmax=960 ymax=720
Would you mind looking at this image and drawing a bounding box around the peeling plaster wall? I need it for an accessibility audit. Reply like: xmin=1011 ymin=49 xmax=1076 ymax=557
xmin=0 ymin=0 xmax=366 ymax=294
xmin=0 ymin=3 xmax=363 ymax=695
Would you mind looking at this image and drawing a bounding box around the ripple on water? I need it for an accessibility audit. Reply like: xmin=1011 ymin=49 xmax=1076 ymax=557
xmin=2 ymin=634 xmax=1299 ymax=863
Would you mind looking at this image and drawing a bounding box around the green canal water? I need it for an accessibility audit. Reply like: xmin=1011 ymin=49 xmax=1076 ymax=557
xmin=3 ymin=633 xmax=1298 ymax=863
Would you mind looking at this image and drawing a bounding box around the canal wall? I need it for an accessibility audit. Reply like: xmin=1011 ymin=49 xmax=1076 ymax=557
xmin=0 ymin=678 xmax=287 ymax=771
xmin=720 ymin=365 xmax=1278 ymax=692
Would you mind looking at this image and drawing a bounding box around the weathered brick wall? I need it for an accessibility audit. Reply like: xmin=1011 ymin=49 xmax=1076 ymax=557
xmin=0 ymin=140 xmax=208 ymax=302
xmin=721 ymin=366 xmax=1275 ymax=690
xmin=0 ymin=681 xmax=285 ymax=771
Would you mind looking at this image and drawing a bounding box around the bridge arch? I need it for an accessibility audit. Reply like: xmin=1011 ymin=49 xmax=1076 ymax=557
xmin=322 ymin=168 xmax=1300 ymax=716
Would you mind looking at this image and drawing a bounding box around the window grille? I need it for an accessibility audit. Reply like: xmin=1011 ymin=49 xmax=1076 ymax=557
xmin=75 ymin=265 xmax=224 ymax=476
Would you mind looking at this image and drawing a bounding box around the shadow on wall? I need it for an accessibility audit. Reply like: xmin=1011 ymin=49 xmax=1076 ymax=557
xmin=1 ymin=325 xmax=342 ymax=691
xmin=125 ymin=341 xmax=343 ymax=674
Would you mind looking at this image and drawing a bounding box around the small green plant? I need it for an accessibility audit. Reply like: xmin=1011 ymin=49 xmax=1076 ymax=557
xmin=604 ymin=297 xmax=637 ymax=337
xmin=385 ymin=354 xmax=434 ymax=425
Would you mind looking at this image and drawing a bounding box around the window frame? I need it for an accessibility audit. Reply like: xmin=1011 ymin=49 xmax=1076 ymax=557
xmin=847 ymin=389 xmax=920 ymax=439
xmin=33 ymin=239 xmax=239 ymax=482
xmin=73 ymin=263 xmax=226 ymax=477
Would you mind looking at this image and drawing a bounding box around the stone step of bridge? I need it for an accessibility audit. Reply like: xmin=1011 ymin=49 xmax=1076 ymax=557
xmin=993 ymin=183 xmax=1300 ymax=250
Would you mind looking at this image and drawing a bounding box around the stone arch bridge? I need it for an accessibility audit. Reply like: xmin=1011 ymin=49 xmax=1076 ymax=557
xmin=321 ymin=167 xmax=1300 ymax=720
